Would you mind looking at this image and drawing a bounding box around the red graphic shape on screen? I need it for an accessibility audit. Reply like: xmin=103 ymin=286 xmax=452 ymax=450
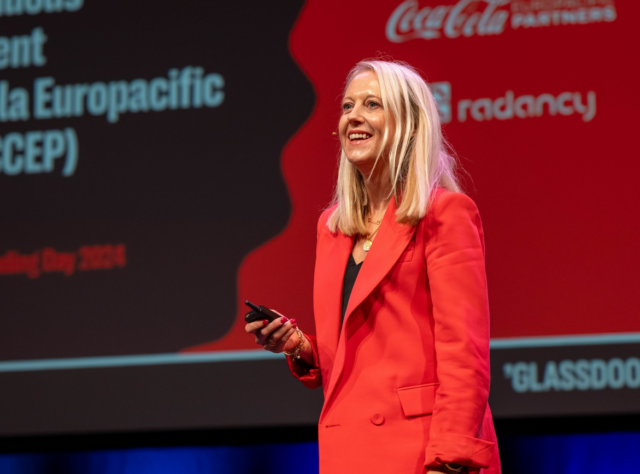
xmin=184 ymin=0 xmax=640 ymax=353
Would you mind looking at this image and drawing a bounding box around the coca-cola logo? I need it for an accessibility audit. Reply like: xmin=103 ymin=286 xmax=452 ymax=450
xmin=386 ymin=0 xmax=617 ymax=42
xmin=387 ymin=0 xmax=510 ymax=42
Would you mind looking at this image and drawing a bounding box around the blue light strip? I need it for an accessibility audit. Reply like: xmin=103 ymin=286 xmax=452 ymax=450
xmin=490 ymin=332 xmax=640 ymax=349
xmin=0 ymin=350 xmax=283 ymax=373
xmin=0 ymin=333 xmax=639 ymax=373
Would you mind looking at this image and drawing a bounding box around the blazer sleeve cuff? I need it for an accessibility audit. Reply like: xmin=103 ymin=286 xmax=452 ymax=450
xmin=285 ymin=334 xmax=322 ymax=389
xmin=425 ymin=433 xmax=495 ymax=469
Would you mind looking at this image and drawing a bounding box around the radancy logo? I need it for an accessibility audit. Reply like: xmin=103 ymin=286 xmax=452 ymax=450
xmin=387 ymin=0 xmax=617 ymax=42
xmin=430 ymin=81 xmax=596 ymax=123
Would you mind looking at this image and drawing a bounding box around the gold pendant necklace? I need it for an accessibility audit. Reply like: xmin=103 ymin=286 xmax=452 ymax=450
xmin=363 ymin=218 xmax=382 ymax=252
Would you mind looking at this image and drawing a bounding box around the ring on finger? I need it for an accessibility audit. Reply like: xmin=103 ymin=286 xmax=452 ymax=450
xmin=267 ymin=337 xmax=276 ymax=346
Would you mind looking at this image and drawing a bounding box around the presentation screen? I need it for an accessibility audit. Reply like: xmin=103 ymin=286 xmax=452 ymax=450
xmin=1 ymin=0 xmax=638 ymax=436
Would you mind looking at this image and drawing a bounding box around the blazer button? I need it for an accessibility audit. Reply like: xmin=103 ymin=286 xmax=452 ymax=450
xmin=370 ymin=413 xmax=385 ymax=425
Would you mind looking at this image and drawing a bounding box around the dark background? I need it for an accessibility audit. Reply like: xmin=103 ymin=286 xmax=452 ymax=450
xmin=0 ymin=0 xmax=310 ymax=360
xmin=0 ymin=0 xmax=324 ymax=438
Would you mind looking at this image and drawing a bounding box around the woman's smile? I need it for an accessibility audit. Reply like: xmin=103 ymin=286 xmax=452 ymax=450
xmin=347 ymin=129 xmax=374 ymax=145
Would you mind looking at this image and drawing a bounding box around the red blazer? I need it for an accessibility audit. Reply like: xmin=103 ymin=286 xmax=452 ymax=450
xmin=288 ymin=189 xmax=500 ymax=474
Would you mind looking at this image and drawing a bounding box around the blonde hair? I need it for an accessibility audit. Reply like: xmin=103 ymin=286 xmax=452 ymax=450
xmin=327 ymin=60 xmax=461 ymax=235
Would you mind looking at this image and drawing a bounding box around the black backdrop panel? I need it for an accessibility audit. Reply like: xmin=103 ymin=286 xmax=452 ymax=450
xmin=0 ymin=0 xmax=321 ymax=436
xmin=0 ymin=0 xmax=311 ymax=359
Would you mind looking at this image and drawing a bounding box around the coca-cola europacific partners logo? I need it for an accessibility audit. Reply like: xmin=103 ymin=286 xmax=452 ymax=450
xmin=387 ymin=0 xmax=617 ymax=42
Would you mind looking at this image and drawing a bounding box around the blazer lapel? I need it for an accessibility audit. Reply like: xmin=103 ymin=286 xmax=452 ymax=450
xmin=321 ymin=198 xmax=417 ymax=418
xmin=313 ymin=223 xmax=354 ymax=396
xmin=343 ymin=198 xmax=417 ymax=324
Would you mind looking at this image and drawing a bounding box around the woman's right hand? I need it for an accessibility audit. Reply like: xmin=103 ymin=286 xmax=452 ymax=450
xmin=244 ymin=311 xmax=299 ymax=354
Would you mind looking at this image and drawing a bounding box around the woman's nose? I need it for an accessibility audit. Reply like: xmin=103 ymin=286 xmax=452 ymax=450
xmin=347 ymin=105 xmax=364 ymax=124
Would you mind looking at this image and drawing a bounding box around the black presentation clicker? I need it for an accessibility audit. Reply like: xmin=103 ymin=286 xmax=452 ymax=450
xmin=244 ymin=300 xmax=279 ymax=323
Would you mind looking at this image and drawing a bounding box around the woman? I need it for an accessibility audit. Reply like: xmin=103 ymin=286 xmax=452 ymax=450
xmin=245 ymin=60 xmax=500 ymax=474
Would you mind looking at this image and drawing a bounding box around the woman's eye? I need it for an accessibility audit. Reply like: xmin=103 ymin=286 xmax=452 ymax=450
xmin=342 ymin=103 xmax=353 ymax=112
xmin=367 ymin=101 xmax=379 ymax=109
